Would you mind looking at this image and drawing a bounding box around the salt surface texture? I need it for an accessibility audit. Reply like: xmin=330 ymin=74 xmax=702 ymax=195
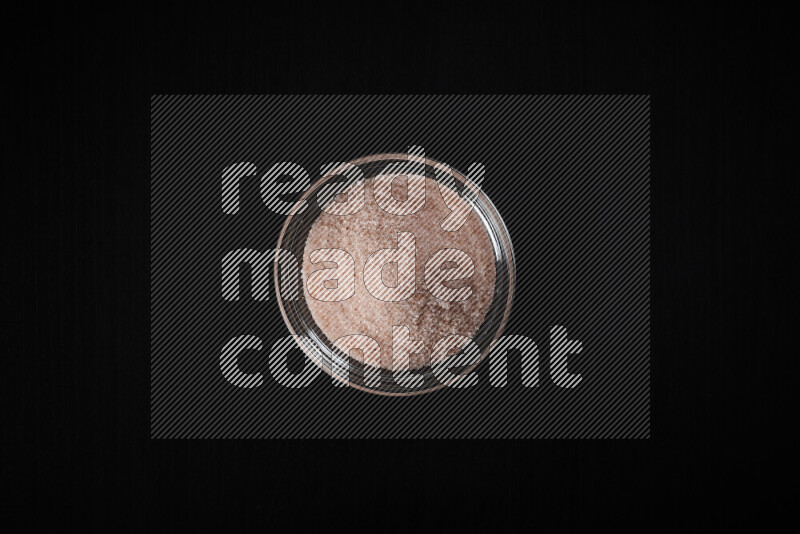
xmin=302 ymin=175 xmax=496 ymax=371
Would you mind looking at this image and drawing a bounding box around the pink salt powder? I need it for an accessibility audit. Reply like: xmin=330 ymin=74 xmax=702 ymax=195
xmin=302 ymin=176 xmax=496 ymax=371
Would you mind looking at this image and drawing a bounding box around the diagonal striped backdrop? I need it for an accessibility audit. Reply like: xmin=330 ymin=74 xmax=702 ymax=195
xmin=151 ymin=95 xmax=650 ymax=438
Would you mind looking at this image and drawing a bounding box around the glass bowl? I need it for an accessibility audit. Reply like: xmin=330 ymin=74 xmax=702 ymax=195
xmin=275 ymin=152 xmax=515 ymax=396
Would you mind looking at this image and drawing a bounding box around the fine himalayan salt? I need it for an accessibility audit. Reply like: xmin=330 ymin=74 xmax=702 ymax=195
xmin=302 ymin=175 xmax=496 ymax=371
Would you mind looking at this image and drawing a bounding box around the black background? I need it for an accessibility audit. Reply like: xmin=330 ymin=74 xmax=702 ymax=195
xmin=10 ymin=3 xmax=790 ymax=530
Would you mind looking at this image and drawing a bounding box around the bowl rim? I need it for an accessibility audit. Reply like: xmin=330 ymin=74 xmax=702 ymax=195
xmin=274 ymin=152 xmax=516 ymax=396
